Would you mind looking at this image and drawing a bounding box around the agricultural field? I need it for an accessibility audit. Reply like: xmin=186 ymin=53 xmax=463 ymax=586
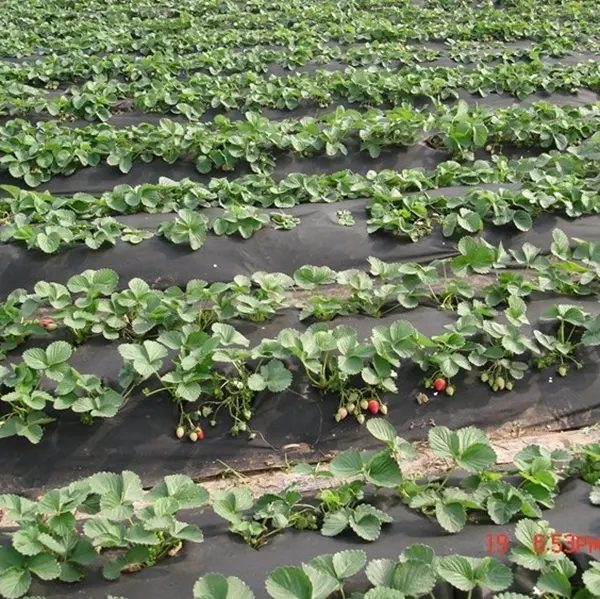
xmin=3 ymin=0 xmax=600 ymax=597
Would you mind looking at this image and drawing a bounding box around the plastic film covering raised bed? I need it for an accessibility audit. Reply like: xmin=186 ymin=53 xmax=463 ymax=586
xmin=3 ymin=0 xmax=600 ymax=597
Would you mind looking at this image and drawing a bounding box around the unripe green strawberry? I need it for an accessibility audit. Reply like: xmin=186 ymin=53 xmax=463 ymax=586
xmin=210 ymin=419 xmax=217 ymax=427
xmin=506 ymin=381 xmax=513 ymax=391
xmin=558 ymin=365 xmax=567 ymax=377
xmin=480 ymin=372 xmax=489 ymax=383
xmin=495 ymin=377 xmax=505 ymax=391
xmin=346 ymin=403 xmax=356 ymax=414
xmin=492 ymin=384 xmax=499 ymax=392
xmin=360 ymin=399 xmax=369 ymax=410
xmin=189 ymin=431 xmax=198 ymax=442
xmin=238 ymin=423 xmax=247 ymax=432
xmin=175 ymin=426 xmax=185 ymax=439
xmin=356 ymin=414 xmax=365 ymax=425
xmin=243 ymin=410 xmax=252 ymax=420
xmin=445 ymin=385 xmax=455 ymax=396
xmin=380 ymin=404 xmax=388 ymax=415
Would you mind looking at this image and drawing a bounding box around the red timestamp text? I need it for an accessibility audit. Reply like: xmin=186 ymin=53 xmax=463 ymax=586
xmin=486 ymin=533 xmax=600 ymax=555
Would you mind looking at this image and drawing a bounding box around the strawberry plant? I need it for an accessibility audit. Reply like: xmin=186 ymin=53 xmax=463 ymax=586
xmin=0 ymin=341 xmax=122 ymax=443
xmin=450 ymin=236 xmax=507 ymax=278
xmin=10 ymin=59 xmax=600 ymax=124
xmin=483 ymin=271 xmax=538 ymax=308
xmin=367 ymin=545 xmax=513 ymax=598
xmin=193 ymin=573 xmax=254 ymax=599
xmin=268 ymin=212 xmax=300 ymax=230
xmin=367 ymin=196 xmax=433 ymax=242
xmin=470 ymin=321 xmax=536 ymax=393
xmin=272 ymin=324 xmax=395 ymax=424
xmin=0 ymin=289 xmax=44 ymax=359
xmin=572 ymin=442 xmax=600 ymax=485
xmin=436 ymin=100 xmax=488 ymax=161
xmin=212 ymin=205 xmax=270 ymax=239
xmin=50 ymin=269 xmax=119 ymax=344
xmin=0 ymin=472 xmax=208 ymax=597
xmin=435 ymin=277 xmax=475 ymax=311
xmin=399 ymin=426 xmax=567 ymax=533
xmin=213 ymin=419 xmax=409 ymax=547
xmin=336 ymin=210 xmax=354 ymax=226
xmin=232 ymin=272 xmax=293 ymax=323
xmin=118 ymin=323 xmax=292 ymax=438
xmin=533 ymin=304 xmax=597 ymax=377
xmin=299 ymin=295 xmax=348 ymax=322
xmin=84 ymin=472 xmax=207 ymax=578
xmin=212 ymin=486 xmax=319 ymax=549
xmin=1 ymin=101 xmax=598 ymax=188
xmin=194 ymin=549 xmax=367 ymax=599
xmin=416 ymin=331 xmax=473 ymax=396
xmin=158 ymin=209 xmax=209 ymax=251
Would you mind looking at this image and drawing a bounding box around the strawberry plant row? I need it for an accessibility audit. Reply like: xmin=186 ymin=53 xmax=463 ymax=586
xmin=191 ymin=526 xmax=600 ymax=598
xmin=0 ymin=0 xmax=597 ymax=58
xmin=1 ymin=0 xmax=455 ymax=42
xmin=1 ymin=228 xmax=596 ymax=355
xmin=0 ymin=42 xmax=442 ymax=89
xmin=1 ymin=100 xmax=599 ymax=187
xmin=3 ymin=230 xmax=600 ymax=442
xmin=3 ymin=37 xmax=595 ymax=91
xmin=1 ymin=419 xmax=599 ymax=598
xmin=0 ymin=157 xmax=600 ymax=254
xmin=3 ymin=0 xmax=585 ymax=29
xmin=447 ymin=36 xmax=600 ymax=63
xmin=3 ymin=148 xmax=588 ymax=219
xmin=213 ymin=420 xmax=570 ymax=543
xmin=6 ymin=524 xmax=600 ymax=598
xmin=5 ymin=60 xmax=600 ymax=123
xmin=3 ymin=173 xmax=598 ymax=253
xmin=0 ymin=0 xmax=591 ymax=24
xmin=0 ymin=0 xmax=364 ymax=24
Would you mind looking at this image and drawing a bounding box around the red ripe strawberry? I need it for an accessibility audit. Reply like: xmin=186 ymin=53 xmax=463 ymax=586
xmin=195 ymin=427 xmax=205 ymax=440
xmin=367 ymin=400 xmax=379 ymax=415
xmin=433 ymin=378 xmax=447 ymax=392
xmin=39 ymin=316 xmax=57 ymax=331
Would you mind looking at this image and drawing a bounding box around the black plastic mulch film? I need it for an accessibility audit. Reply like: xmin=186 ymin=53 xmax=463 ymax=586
xmin=2 ymin=11 xmax=600 ymax=598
